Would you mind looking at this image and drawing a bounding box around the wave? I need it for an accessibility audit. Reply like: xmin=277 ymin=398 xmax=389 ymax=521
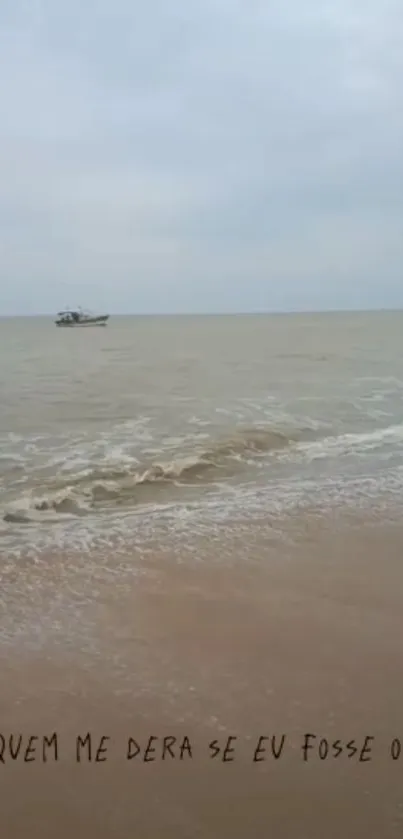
xmin=294 ymin=423 xmax=403 ymax=461
xmin=2 ymin=426 xmax=302 ymax=523
xmin=4 ymin=422 xmax=403 ymax=525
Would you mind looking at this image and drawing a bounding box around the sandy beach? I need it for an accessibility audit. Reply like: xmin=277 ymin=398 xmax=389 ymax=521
xmin=1 ymin=0 xmax=402 ymax=827
xmin=2 ymin=510 xmax=403 ymax=837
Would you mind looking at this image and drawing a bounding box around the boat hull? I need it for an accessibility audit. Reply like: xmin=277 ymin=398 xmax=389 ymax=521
xmin=55 ymin=315 xmax=109 ymax=327
xmin=55 ymin=321 xmax=108 ymax=327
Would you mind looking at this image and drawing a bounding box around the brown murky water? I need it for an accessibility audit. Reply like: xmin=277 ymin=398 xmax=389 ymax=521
xmin=1 ymin=312 xmax=403 ymax=836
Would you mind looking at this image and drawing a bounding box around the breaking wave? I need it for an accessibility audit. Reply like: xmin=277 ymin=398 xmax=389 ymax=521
xmin=2 ymin=426 xmax=302 ymax=523
xmin=4 ymin=421 xmax=403 ymax=526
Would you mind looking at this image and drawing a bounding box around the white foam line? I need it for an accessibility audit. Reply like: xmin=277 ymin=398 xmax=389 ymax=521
xmin=290 ymin=423 xmax=403 ymax=462
xmin=2 ymin=465 xmax=403 ymax=558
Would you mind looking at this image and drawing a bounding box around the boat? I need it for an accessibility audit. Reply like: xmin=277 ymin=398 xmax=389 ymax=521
xmin=55 ymin=308 xmax=109 ymax=327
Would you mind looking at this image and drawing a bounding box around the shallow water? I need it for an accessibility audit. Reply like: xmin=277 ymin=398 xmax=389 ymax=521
xmin=1 ymin=310 xmax=403 ymax=556
xmin=2 ymin=311 xmax=403 ymax=838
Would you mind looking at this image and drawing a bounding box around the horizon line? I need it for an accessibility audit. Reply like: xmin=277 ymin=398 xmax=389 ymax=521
xmin=0 ymin=305 xmax=402 ymax=318
xmin=0 ymin=307 xmax=402 ymax=320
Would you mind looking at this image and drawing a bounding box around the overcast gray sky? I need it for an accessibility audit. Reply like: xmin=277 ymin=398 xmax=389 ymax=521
xmin=0 ymin=0 xmax=402 ymax=315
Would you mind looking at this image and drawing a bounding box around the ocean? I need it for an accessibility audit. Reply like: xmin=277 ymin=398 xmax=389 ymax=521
xmin=2 ymin=310 xmax=403 ymax=838
xmin=1 ymin=310 xmax=403 ymax=558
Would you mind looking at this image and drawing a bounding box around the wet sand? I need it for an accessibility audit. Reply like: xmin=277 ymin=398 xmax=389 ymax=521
xmin=1 ymin=513 xmax=403 ymax=837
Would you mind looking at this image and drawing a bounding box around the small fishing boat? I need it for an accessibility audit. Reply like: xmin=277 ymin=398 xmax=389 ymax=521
xmin=55 ymin=308 xmax=109 ymax=327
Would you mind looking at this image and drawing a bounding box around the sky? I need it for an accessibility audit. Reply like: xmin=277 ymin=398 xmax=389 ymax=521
xmin=0 ymin=0 xmax=402 ymax=315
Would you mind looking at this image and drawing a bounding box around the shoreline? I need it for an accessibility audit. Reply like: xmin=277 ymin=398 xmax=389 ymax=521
xmin=1 ymin=510 xmax=403 ymax=836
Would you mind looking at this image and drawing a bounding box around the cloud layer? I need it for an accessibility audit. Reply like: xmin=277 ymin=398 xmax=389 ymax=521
xmin=1 ymin=0 xmax=402 ymax=313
